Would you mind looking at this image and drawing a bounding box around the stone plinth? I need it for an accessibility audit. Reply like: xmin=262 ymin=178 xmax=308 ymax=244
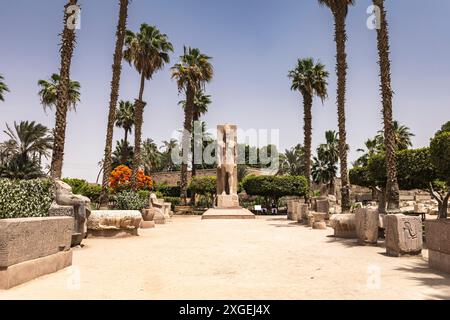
xmin=87 ymin=210 xmax=142 ymax=238
xmin=0 ymin=217 xmax=73 ymax=289
xmin=316 ymin=199 xmax=330 ymax=217
xmin=217 ymin=195 xmax=240 ymax=208
xmin=288 ymin=201 xmax=300 ymax=221
xmin=299 ymin=204 xmax=309 ymax=223
xmin=202 ymin=208 xmax=255 ymax=220
xmin=355 ymin=208 xmax=379 ymax=245
xmin=313 ymin=212 xmax=327 ymax=230
xmin=385 ymin=214 xmax=423 ymax=257
xmin=140 ymin=221 xmax=155 ymax=229
xmin=330 ymin=214 xmax=357 ymax=238
xmin=425 ymin=219 xmax=450 ymax=274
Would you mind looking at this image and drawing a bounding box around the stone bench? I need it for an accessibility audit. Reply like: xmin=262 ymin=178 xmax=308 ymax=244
xmin=87 ymin=210 xmax=142 ymax=238
xmin=0 ymin=217 xmax=73 ymax=289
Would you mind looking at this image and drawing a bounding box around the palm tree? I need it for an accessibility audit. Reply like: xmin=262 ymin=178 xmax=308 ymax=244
xmin=115 ymin=100 xmax=135 ymax=144
xmin=171 ymin=47 xmax=214 ymax=204
xmin=112 ymin=139 xmax=134 ymax=168
xmin=50 ymin=0 xmax=79 ymax=179
xmin=124 ymin=23 xmax=173 ymax=190
xmin=160 ymin=139 xmax=179 ymax=172
xmin=141 ymin=138 xmax=161 ymax=174
xmin=355 ymin=137 xmax=380 ymax=167
xmin=288 ymin=58 xmax=329 ymax=198
xmin=100 ymin=0 xmax=130 ymax=207
xmin=312 ymin=156 xmax=337 ymax=187
xmin=317 ymin=130 xmax=340 ymax=194
xmin=376 ymin=120 xmax=414 ymax=151
xmin=0 ymin=121 xmax=53 ymax=179
xmin=278 ymin=144 xmax=305 ymax=176
xmin=179 ymin=91 xmax=212 ymax=178
xmin=318 ymin=0 xmax=354 ymax=212
xmin=0 ymin=74 xmax=9 ymax=102
xmin=37 ymin=74 xmax=80 ymax=112
xmin=4 ymin=121 xmax=53 ymax=162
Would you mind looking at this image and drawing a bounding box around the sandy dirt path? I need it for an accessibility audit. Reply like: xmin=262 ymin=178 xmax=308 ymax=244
xmin=1 ymin=216 xmax=449 ymax=300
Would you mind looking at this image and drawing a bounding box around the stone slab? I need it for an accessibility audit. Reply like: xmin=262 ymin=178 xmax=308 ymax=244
xmin=425 ymin=219 xmax=450 ymax=254
xmin=385 ymin=214 xmax=422 ymax=257
xmin=140 ymin=221 xmax=155 ymax=229
xmin=355 ymin=208 xmax=379 ymax=246
xmin=202 ymin=208 xmax=255 ymax=220
xmin=0 ymin=250 xmax=72 ymax=290
xmin=0 ymin=217 xmax=73 ymax=268
xmin=330 ymin=214 xmax=357 ymax=239
xmin=429 ymin=250 xmax=450 ymax=274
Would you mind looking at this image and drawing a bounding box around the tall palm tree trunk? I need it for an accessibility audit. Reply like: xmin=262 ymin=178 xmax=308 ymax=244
xmin=303 ymin=93 xmax=313 ymax=200
xmin=131 ymin=73 xmax=146 ymax=190
xmin=50 ymin=0 xmax=78 ymax=179
xmin=100 ymin=0 xmax=129 ymax=207
xmin=374 ymin=0 xmax=400 ymax=211
xmin=181 ymin=86 xmax=195 ymax=205
xmin=190 ymin=114 xmax=199 ymax=206
xmin=333 ymin=10 xmax=351 ymax=212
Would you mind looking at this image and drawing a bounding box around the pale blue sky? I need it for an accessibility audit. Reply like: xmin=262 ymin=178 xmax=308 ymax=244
xmin=1 ymin=0 xmax=449 ymax=182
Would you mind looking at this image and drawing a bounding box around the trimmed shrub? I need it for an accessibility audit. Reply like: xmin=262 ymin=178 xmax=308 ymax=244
xmin=155 ymin=183 xmax=182 ymax=197
xmin=115 ymin=191 xmax=148 ymax=211
xmin=242 ymin=175 xmax=308 ymax=200
xmin=189 ymin=176 xmax=216 ymax=196
xmin=0 ymin=178 xmax=54 ymax=219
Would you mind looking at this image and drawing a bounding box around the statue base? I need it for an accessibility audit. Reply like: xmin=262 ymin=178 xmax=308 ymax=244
xmin=217 ymin=194 xmax=240 ymax=208
xmin=202 ymin=207 xmax=255 ymax=220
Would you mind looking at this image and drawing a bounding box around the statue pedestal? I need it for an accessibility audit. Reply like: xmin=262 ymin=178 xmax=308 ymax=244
xmin=217 ymin=194 xmax=240 ymax=208
xmin=202 ymin=207 xmax=255 ymax=220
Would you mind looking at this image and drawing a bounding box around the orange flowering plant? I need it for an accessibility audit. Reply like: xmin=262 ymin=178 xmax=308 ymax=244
xmin=109 ymin=165 xmax=153 ymax=192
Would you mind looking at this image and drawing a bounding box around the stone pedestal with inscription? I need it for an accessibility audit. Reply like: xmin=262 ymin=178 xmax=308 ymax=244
xmin=385 ymin=214 xmax=423 ymax=257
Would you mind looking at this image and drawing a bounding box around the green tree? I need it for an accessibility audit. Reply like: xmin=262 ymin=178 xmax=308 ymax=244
xmin=318 ymin=0 xmax=354 ymax=212
xmin=278 ymin=144 xmax=305 ymax=176
xmin=124 ymin=23 xmax=173 ymax=190
xmin=141 ymin=138 xmax=162 ymax=174
xmin=115 ymin=100 xmax=135 ymax=144
xmin=376 ymin=120 xmax=414 ymax=151
xmin=50 ymin=0 xmax=79 ymax=179
xmin=430 ymin=132 xmax=450 ymax=219
xmin=37 ymin=73 xmax=80 ymax=112
xmin=288 ymin=58 xmax=329 ymax=194
xmin=99 ymin=0 xmax=130 ymax=208
xmin=112 ymin=139 xmax=134 ymax=168
xmin=171 ymin=46 xmax=214 ymax=204
xmin=0 ymin=74 xmax=10 ymax=102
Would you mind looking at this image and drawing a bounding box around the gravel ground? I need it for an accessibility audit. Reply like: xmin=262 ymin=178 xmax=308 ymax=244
xmin=1 ymin=215 xmax=449 ymax=300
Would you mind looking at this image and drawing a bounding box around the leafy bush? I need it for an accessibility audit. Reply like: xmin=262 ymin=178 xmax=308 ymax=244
xmin=189 ymin=176 xmax=216 ymax=196
xmin=0 ymin=178 xmax=54 ymax=219
xmin=155 ymin=183 xmax=182 ymax=197
xmin=164 ymin=196 xmax=181 ymax=210
xmin=242 ymin=175 xmax=308 ymax=200
xmin=62 ymin=178 xmax=103 ymax=203
xmin=115 ymin=191 xmax=147 ymax=211
xmin=430 ymin=132 xmax=450 ymax=184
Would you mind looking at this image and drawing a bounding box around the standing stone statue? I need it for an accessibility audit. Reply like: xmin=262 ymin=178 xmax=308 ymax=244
xmin=216 ymin=124 xmax=239 ymax=208
xmin=202 ymin=124 xmax=254 ymax=219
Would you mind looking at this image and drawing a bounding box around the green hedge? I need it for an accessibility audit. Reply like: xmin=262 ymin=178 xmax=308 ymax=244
xmin=62 ymin=178 xmax=102 ymax=203
xmin=115 ymin=191 xmax=148 ymax=211
xmin=189 ymin=176 xmax=216 ymax=195
xmin=0 ymin=179 xmax=54 ymax=219
xmin=242 ymin=175 xmax=308 ymax=199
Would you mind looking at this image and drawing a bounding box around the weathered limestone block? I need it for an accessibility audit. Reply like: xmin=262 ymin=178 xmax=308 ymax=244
xmin=140 ymin=220 xmax=155 ymax=229
xmin=330 ymin=214 xmax=357 ymax=238
xmin=0 ymin=217 xmax=72 ymax=268
xmin=307 ymin=212 xmax=315 ymax=228
xmin=355 ymin=208 xmax=379 ymax=245
xmin=316 ymin=199 xmax=330 ymax=216
xmin=385 ymin=214 xmax=423 ymax=257
xmin=297 ymin=204 xmax=309 ymax=223
xmin=87 ymin=210 xmax=142 ymax=237
xmin=0 ymin=217 xmax=73 ymax=289
xmin=312 ymin=212 xmax=327 ymax=230
xmin=425 ymin=219 xmax=450 ymax=274
xmin=50 ymin=179 xmax=91 ymax=246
